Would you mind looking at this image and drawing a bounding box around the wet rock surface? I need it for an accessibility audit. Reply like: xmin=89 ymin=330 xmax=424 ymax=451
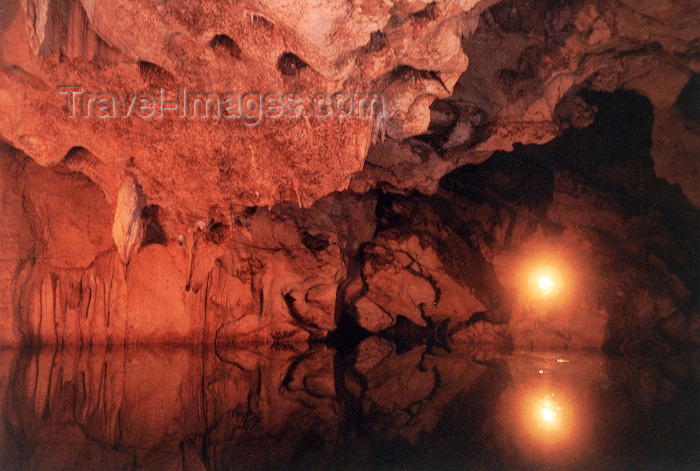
xmin=344 ymin=194 xmax=500 ymax=334
xmin=343 ymin=89 xmax=699 ymax=353
xmin=0 ymin=146 xmax=378 ymax=345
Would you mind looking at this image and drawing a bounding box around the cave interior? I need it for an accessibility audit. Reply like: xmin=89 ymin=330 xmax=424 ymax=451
xmin=0 ymin=0 xmax=698 ymax=470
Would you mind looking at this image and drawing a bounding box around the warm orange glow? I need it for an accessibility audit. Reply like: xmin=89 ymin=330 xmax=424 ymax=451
xmin=496 ymin=354 xmax=601 ymax=468
xmin=537 ymin=275 xmax=555 ymax=295
xmin=528 ymin=264 xmax=563 ymax=299
xmin=540 ymin=405 xmax=556 ymax=423
xmin=535 ymin=395 xmax=563 ymax=431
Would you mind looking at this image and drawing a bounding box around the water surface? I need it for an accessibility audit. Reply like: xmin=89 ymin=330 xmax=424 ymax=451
xmin=0 ymin=342 xmax=697 ymax=470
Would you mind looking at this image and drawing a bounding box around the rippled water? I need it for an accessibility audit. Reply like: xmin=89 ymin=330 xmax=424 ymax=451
xmin=0 ymin=342 xmax=697 ymax=471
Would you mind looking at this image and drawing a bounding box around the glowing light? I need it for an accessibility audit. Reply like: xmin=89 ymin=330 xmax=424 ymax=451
xmin=534 ymin=395 xmax=563 ymax=431
xmin=527 ymin=264 xmax=563 ymax=299
xmin=540 ymin=405 xmax=557 ymax=423
xmin=512 ymin=384 xmax=582 ymax=463
xmin=538 ymin=275 xmax=555 ymax=295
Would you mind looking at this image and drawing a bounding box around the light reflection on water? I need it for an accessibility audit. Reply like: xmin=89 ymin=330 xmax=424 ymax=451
xmin=0 ymin=344 xmax=696 ymax=470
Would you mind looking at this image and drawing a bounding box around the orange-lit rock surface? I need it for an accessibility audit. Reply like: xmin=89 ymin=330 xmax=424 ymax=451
xmin=1 ymin=141 xmax=377 ymax=345
xmin=0 ymin=0 xmax=479 ymax=217
xmin=0 ymin=0 xmax=699 ymax=350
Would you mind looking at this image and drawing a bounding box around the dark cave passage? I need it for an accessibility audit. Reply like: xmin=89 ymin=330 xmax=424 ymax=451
xmin=330 ymin=89 xmax=699 ymax=357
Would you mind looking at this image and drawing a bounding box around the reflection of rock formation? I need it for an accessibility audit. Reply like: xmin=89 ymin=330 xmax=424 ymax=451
xmin=202 ymin=345 xmax=340 ymax=471
xmin=338 ymin=337 xmax=501 ymax=444
xmin=486 ymin=351 xmax=700 ymax=470
xmin=0 ymin=345 xmax=341 ymax=471
xmin=1 ymin=345 xmax=696 ymax=470
xmin=592 ymin=354 xmax=700 ymax=470
xmin=2 ymin=347 xmax=193 ymax=470
xmin=487 ymin=352 xmax=604 ymax=469
xmin=0 ymin=341 xmax=508 ymax=471
xmin=0 ymin=342 xmax=498 ymax=470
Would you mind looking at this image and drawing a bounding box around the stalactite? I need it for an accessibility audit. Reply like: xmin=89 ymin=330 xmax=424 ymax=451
xmin=112 ymin=177 xmax=144 ymax=266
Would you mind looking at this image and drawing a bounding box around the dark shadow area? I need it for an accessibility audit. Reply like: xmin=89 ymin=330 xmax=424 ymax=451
xmin=675 ymin=73 xmax=700 ymax=123
xmin=209 ymin=34 xmax=241 ymax=59
xmin=277 ymin=52 xmax=308 ymax=76
xmin=426 ymin=89 xmax=699 ymax=355
xmin=140 ymin=204 xmax=166 ymax=247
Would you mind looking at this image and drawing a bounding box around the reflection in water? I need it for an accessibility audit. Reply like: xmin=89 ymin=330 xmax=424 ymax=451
xmin=0 ymin=344 xmax=697 ymax=470
xmin=496 ymin=354 xmax=590 ymax=468
xmin=535 ymin=394 xmax=562 ymax=429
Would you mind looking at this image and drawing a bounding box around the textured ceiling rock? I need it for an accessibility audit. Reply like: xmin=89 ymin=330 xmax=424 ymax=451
xmin=0 ymin=0 xmax=485 ymax=234
xmin=1 ymin=0 xmax=698 ymax=231
xmin=356 ymin=0 xmax=700 ymax=204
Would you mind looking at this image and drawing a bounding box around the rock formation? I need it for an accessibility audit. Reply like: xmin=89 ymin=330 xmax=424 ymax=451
xmin=0 ymin=0 xmax=698 ymax=352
